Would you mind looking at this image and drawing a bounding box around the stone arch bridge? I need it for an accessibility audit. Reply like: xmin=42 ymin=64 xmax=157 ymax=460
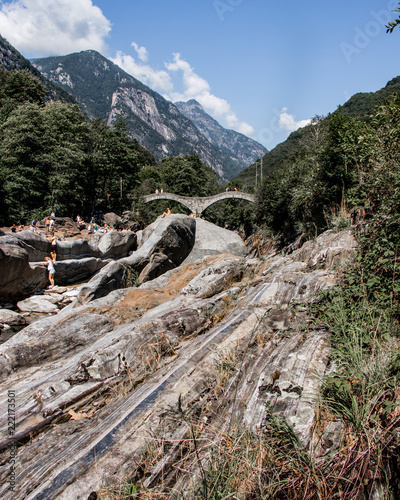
xmin=144 ymin=191 xmax=255 ymax=216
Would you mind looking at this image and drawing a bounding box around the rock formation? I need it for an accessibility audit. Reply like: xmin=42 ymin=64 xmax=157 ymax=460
xmin=0 ymin=222 xmax=357 ymax=499
xmin=0 ymin=227 xmax=138 ymax=304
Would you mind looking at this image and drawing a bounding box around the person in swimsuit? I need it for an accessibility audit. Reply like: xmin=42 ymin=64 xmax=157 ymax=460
xmin=45 ymin=256 xmax=55 ymax=287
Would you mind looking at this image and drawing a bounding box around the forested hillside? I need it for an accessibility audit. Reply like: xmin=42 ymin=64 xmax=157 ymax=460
xmin=0 ymin=67 xmax=228 ymax=227
xmin=0 ymin=35 xmax=76 ymax=105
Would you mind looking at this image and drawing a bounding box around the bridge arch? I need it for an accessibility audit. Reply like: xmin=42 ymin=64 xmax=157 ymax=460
xmin=143 ymin=191 xmax=255 ymax=216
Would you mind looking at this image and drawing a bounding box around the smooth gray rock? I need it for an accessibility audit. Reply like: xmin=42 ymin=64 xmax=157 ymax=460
xmin=0 ymin=230 xmax=136 ymax=302
xmin=0 ymin=231 xmax=50 ymax=262
xmin=0 ymin=244 xmax=47 ymax=303
xmin=55 ymin=231 xmax=137 ymax=260
xmin=77 ymin=215 xmax=196 ymax=304
xmin=0 ymin=227 xmax=359 ymax=500
xmin=103 ymin=212 xmax=121 ymax=228
xmin=181 ymin=256 xmax=245 ymax=298
xmin=0 ymin=313 xmax=115 ymax=380
xmin=16 ymin=295 xmax=59 ymax=313
xmin=52 ymin=257 xmax=110 ymax=285
xmin=181 ymin=218 xmax=247 ymax=264
xmin=291 ymin=229 xmax=357 ymax=270
xmin=91 ymin=230 xmax=137 ymax=258
xmin=0 ymin=309 xmax=26 ymax=326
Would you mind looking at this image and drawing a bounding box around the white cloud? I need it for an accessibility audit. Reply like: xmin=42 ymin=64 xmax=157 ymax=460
xmin=110 ymin=51 xmax=174 ymax=94
xmin=131 ymin=41 xmax=148 ymax=62
xmin=0 ymin=0 xmax=111 ymax=57
xmin=165 ymin=53 xmax=255 ymax=136
xmin=279 ymin=107 xmax=312 ymax=132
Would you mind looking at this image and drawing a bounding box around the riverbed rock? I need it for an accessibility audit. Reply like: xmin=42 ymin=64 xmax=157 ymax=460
xmin=103 ymin=212 xmax=121 ymax=228
xmin=0 ymin=244 xmax=47 ymax=303
xmin=77 ymin=214 xmax=196 ymax=304
xmin=0 ymin=227 xmax=359 ymax=499
xmin=0 ymin=229 xmax=137 ymax=303
xmin=90 ymin=230 xmax=137 ymax=258
xmin=16 ymin=295 xmax=60 ymax=313
xmin=0 ymin=309 xmax=26 ymax=326
xmin=0 ymin=230 xmax=50 ymax=262
xmin=52 ymin=257 xmax=110 ymax=285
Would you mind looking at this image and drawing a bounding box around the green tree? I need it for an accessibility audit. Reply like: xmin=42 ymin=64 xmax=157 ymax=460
xmin=0 ymin=69 xmax=46 ymax=124
xmin=157 ymin=154 xmax=219 ymax=197
xmin=0 ymin=103 xmax=47 ymax=224
xmin=41 ymin=102 xmax=89 ymax=217
xmin=90 ymin=116 xmax=149 ymax=213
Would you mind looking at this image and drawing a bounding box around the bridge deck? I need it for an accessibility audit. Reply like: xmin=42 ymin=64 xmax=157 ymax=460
xmin=143 ymin=191 xmax=255 ymax=216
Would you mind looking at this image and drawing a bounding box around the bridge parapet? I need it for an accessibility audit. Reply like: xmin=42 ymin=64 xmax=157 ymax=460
xmin=143 ymin=191 xmax=255 ymax=216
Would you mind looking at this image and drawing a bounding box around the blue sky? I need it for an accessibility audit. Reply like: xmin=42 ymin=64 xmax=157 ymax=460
xmin=0 ymin=0 xmax=399 ymax=150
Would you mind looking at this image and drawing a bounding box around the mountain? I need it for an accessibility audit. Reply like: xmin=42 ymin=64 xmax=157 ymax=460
xmin=341 ymin=75 xmax=400 ymax=120
xmin=0 ymin=35 xmax=76 ymax=105
xmin=32 ymin=50 xmax=265 ymax=181
xmin=175 ymin=99 xmax=267 ymax=171
xmin=234 ymin=75 xmax=400 ymax=190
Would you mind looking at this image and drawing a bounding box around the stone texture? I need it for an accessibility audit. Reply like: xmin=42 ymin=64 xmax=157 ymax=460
xmin=0 ymin=244 xmax=47 ymax=303
xmin=16 ymin=295 xmax=60 ymax=313
xmin=0 ymin=230 xmax=137 ymax=303
xmin=77 ymin=214 xmax=196 ymax=304
xmin=0 ymin=227 xmax=358 ymax=500
xmin=0 ymin=309 xmax=26 ymax=326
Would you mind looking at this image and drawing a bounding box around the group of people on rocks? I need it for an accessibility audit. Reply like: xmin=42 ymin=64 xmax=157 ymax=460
xmin=10 ymin=224 xmax=24 ymax=233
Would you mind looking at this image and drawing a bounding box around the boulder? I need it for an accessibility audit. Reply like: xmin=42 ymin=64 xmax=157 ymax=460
xmin=53 ymin=231 xmax=136 ymax=260
xmin=137 ymin=252 xmax=176 ymax=284
xmin=0 ymin=231 xmax=50 ymax=262
xmin=43 ymin=286 xmax=69 ymax=295
xmin=77 ymin=215 xmax=196 ymax=304
xmin=181 ymin=218 xmax=247 ymax=264
xmin=0 ymin=309 xmax=26 ymax=326
xmin=181 ymin=256 xmax=246 ymax=298
xmin=0 ymin=313 xmax=116 ymax=378
xmin=52 ymin=217 xmax=81 ymax=238
xmin=54 ymin=238 xmax=93 ymax=260
xmin=0 ymin=244 xmax=47 ymax=303
xmin=103 ymin=212 xmax=121 ymax=228
xmin=53 ymin=258 xmax=110 ymax=285
xmin=291 ymin=229 xmax=357 ymax=270
xmin=89 ymin=230 xmax=137 ymax=258
xmin=16 ymin=295 xmax=59 ymax=313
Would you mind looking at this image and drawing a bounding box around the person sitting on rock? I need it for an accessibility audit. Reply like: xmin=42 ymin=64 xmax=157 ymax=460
xmin=45 ymin=256 xmax=55 ymax=288
xmin=162 ymin=207 xmax=171 ymax=217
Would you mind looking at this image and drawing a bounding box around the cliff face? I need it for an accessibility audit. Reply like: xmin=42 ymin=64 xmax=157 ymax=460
xmin=32 ymin=50 xmax=265 ymax=180
xmin=176 ymin=99 xmax=268 ymax=173
xmin=0 ymin=217 xmax=358 ymax=499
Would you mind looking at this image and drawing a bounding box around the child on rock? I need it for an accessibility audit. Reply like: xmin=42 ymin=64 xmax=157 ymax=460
xmin=45 ymin=256 xmax=55 ymax=288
